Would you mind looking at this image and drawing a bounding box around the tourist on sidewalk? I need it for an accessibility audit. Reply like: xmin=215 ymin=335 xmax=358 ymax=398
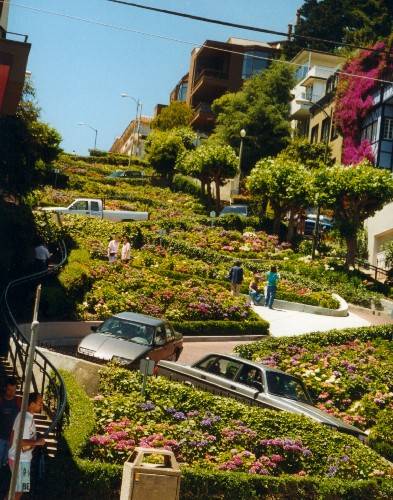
xmin=34 ymin=241 xmax=52 ymax=272
xmin=0 ymin=377 xmax=20 ymax=468
xmin=228 ymin=261 xmax=244 ymax=296
xmin=107 ymin=235 xmax=120 ymax=263
xmin=265 ymin=266 xmax=280 ymax=309
xmin=249 ymin=273 xmax=263 ymax=305
xmin=8 ymin=392 xmax=46 ymax=500
xmin=121 ymin=236 xmax=131 ymax=264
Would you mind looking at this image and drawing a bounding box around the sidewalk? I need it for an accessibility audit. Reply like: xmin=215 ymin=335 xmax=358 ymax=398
xmin=252 ymin=304 xmax=370 ymax=337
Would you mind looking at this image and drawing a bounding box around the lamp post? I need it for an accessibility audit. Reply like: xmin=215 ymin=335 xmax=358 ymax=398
xmin=77 ymin=122 xmax=98 ymax=151
xmin=307 ymin=101 xmax=332 ymax=260
xmin=121 ymin=93 xmax=142 ymax=166
xmin=239 ymin=128 xmax=246 ymax=179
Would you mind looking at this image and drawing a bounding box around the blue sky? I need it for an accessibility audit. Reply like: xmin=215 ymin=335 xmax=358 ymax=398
xmin=9 ymin=0 xmax=303 ymax=154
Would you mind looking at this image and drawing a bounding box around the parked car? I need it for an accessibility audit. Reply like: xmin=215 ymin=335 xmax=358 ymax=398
xmin=106 ymin=170 xmax=144 ymax=179
xmin=158 ymin=353 xmax=366 ymax=439
xmin=41 ymin=198 xmax=149 ymax=222
xmin=304 ymin=214 xmax=333 ymax=235
xmin=78 ymin=312 xmax=183 ymax=367
xmin=219 ymin=205 xmax=248 ymax=217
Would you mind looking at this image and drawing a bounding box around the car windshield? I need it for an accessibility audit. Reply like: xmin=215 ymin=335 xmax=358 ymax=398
xmin=108 ymin=171 xmax=123 ymax=178
xmin=266 ymin=371 xmax=311 ymax=404
xmin=97 ymin=317 xmax=154 ymax=345
xmin=221 ymin=206 xmax=247 ymax=215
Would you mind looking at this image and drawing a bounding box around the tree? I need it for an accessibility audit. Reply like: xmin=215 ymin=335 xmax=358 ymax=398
xmin=0 ymin=77 xmax=62 ymax=200
xmin=150 ymin=101 xmax=194 ymax=130
xmin=312 ymin=162 xmax=393 ymax=267
xmin=277 ymin=137 xmax=334 ymax=169
xmin=284 ymin=0 xmax=393 ymax=58
xmin=247 ymin=157 xmax=311 ymax=239
xmin=211 ymin=61 xmax=295 ymax=173
xmin=145 ymin=127 xmax=196 ymax=184
xmin=177 ymin=142 xmax=238 ymax=211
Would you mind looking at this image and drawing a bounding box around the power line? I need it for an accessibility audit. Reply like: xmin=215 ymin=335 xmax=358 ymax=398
xmin=10 ymin=2 xmax=393 ymax=86
xmin=106 ymin=0 xmax=393 ymax=55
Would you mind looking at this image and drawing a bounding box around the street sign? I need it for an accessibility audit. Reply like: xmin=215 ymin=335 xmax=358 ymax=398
xmin=139 ymin=358 xmax=155 ymax=397
xmin=209 ymin=211 xmax=216 ymax=218
xmin=158 ymin=228 xmax=166 ymax=236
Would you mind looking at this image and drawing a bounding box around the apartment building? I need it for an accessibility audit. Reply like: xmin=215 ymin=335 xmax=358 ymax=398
xmin=0 ymin=1 xmax=31 ymax=115
xmin=110 ymin=115 xmax=152 ymax=158
xmin=173 ymin=37 xmax=280 ymax=134
xmin=289 ymin=49 xmax=345 ymax=141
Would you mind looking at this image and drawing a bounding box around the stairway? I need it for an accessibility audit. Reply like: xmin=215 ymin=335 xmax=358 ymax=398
xmin=0 ymin=355 xmax=58 ymax=458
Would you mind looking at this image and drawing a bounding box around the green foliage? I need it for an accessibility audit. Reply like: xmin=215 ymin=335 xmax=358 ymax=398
xmin=146 ymin=127 xmax=197 ymax=182
xmin=171 ymin=319 xmax=269 ymax=336
xmin=212 ymin=61 xmax=295 ymax=172
xmin=313 ymin=162 xmax=393 ymax=265
xmin=284 ymin=0 xmax=393 ymax=58
xmin=277 ymin=137 xmax=334 ymax=168
xmin=382 ymin=240 xmax=393 ymax=269
xmin=172 ymin=174 xmax=203 ymax=198
xmin=247 ymin=157 xmax=311 ymax=234
xmin=151 ymin=101 xmax=194 ymax=130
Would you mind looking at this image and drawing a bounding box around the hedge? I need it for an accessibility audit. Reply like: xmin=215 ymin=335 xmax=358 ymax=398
xmin=172 ymin=320 xmax=269 ymax=337
xmin=234 ymin=324 xmax=393 ymax=360
xmin=41 ymin=372 xmax=393 ymax=500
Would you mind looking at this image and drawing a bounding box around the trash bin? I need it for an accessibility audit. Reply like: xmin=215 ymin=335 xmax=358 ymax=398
xmin=120 ymin=447 xmax=181 ymax=500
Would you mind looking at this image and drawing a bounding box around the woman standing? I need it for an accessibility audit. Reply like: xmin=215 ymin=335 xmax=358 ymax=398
xmin=265 ymin=266 xmax=280 ymax=309
xmin=121 ymin=236 xmax=131 ymax=263
xmin=107 ymin=235 xmax=120 ymax=263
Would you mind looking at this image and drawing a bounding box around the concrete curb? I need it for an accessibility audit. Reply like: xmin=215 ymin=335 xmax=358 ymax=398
xmin=261 ymin=293 xmax=348 ymax=317
xmin=184 ymin=335 xmax=267 ymax=342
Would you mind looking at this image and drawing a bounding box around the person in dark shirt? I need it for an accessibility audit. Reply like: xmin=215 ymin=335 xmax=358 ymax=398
xmin=228 ymin=261 xmax=244 ymax=296
xmin=0 ymin=377 xmax=20 ymax=467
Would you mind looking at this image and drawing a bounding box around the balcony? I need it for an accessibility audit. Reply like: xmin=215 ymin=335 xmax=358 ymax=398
xmin=191 ymin=68 xmax=229 ymax=102
xmin=299 ymin=65 xmax=337 ymax=86
xmin=290 ymin=91 xmax=323 ymax=119
xmin=190 ymin=102 xmax=215 ymax=131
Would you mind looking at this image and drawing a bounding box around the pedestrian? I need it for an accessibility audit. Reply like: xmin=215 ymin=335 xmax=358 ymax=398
xmin=227 ymin=261 xmax=243 ymax=296
xmin=265 ymin=265 xmax=280 ymax=309
xmin=0 ymin=377 xmax=20 ymax=468
xmin=107 ymin=235 xmax=120 ymax=263
xmin=249 ymin=273 xmax=263 ymax=305
xmin=121 ymin=236 xmax=131 ymax=264
xmin=8 ymin=392 xmax=45 ymax=500
xmin=34 ymin=241 xmax=52 ymax=272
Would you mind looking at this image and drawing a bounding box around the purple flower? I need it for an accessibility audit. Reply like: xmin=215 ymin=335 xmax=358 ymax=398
xmin=173 ymin=411 xmax=186 ymax=421
xmin=139 ymin=401 xmax=155 ymax=411
xmin=340 ymin=455 xmax=350 ymax=462
xmin=201 ymin=418 xmax=212 ymax=427
xmin=327 ymin=466 xmax=338 ymax=477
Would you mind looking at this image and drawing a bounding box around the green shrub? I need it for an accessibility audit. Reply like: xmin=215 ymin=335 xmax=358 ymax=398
xmin=369 ymin=410 xmax=393 ymax=461
xmin=171 ymin=319 xmax=269 ymax=336
xmin=172 ymin=174 xmax=203 ymax=197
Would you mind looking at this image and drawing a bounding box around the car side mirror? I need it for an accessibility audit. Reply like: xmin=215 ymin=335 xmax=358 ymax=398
xmin=91 ymin=325 xmax=98 ymax=332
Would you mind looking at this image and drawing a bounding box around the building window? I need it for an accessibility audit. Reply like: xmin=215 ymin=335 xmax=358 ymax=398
xmin=310 ymin=124 xmax=319 ymax=144
xmin=242 ymin=51 xmax=270 ymax=79
xmin=295 ymin=64 xmax=309 ymax=83
xmin=383 ymin=117 xmax=393 ymax=140
xmin=321 ymin=117 xmax=331 ymax=143
xmin=361 ymin=120 xmax=378 ymax=143
xmin=177 ymin=83 xmax=188 ymax=102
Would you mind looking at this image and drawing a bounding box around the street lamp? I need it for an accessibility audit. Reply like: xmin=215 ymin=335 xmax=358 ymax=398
xmin=77 ymin=122 xmax=98 ymax=151
xmin=306 ymin=101 xmax=332 ymax=260
xmin=121 ymin=93 xmax=142 ymax=165
xmin=239 ymin=128 xmax=246 ymax=179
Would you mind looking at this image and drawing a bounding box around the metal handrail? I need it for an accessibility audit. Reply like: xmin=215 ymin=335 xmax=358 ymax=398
xmin=354 ymin=258 xmax=389 ymax=280
xmin=0 ymin=241 xmax=68 ymax=438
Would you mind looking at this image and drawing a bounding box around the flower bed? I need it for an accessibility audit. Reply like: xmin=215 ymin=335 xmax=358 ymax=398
xmin=42 ymin=371 xmax=393 ymax=500
xmin=85 ymin=365 xmax=392 ymax=481
xmin=234 ymin=325 xmax=393 ymax=459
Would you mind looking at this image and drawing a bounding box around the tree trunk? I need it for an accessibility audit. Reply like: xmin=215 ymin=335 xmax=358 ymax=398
xmin=273 ymin=212 xmax=281 ymax=236
xmin=286 ymin=210 xmax=296 ymax=243
xmin=207 ymin=181 xmax=212 ymax=200
xmin=215 ymin=180 xmax=221 ymax=212
xmin=345 ymin=235 xmax=357 ymax=268
xmin=201 ymin=180 xmax=206 ymax=196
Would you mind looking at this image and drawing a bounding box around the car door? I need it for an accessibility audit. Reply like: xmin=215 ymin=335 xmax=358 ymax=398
xmin=232 ymin=364 xmax=264 ymax=405
xmin=193 ymin=356 xmax=243 ymax=397
xmin=90 ymin=200 xmax=102 ymax=218
xmin=149 ymin=326 xmax=172 ymax=362
xmin=68 ymin=200 xmax=89 ymax=215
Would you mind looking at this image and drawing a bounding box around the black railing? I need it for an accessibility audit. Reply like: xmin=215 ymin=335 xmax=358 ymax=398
xmin=0 ymin=241 xmax=68 ymax=439
xmin=354 ymin=258 xmax=389 ymax=281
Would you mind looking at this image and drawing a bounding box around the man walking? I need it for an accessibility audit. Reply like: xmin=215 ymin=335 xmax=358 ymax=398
xmin=228 ymin=261 xmax=244 ymax=296
xmin=265 ymin=266 xmax=280 ymax=309
xmin=8 ymin=392 xmax=45 ymax=500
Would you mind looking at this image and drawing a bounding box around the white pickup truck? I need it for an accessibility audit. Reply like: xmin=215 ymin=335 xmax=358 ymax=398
xmin=41 ymin=198 xmax=149 ymax=222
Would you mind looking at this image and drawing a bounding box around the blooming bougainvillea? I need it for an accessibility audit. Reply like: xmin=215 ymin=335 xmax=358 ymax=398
xmin=335 ymin=40 xmax=393 ymax=165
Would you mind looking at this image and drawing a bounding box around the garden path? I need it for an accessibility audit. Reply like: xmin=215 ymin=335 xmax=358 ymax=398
xmin=252 ymin=305 xmax=370 ymax=337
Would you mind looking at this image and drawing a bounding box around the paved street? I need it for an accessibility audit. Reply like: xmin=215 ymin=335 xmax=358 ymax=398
xmin=178 ymin=340 xmax=251 ymax=365
xmin=252 ymin=305 xmax=370 ymax=337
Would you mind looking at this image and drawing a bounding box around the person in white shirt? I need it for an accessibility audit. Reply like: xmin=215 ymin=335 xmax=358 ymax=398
xmin=107 ymin=235 xmax=120 ymax=263
xmin=34 ymin=242 xmax=52 ymax=271
xmin=121 ymin=236 xmax=131 ymax=263
xmin=8 ymin=392 xmax=45 ymax=499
